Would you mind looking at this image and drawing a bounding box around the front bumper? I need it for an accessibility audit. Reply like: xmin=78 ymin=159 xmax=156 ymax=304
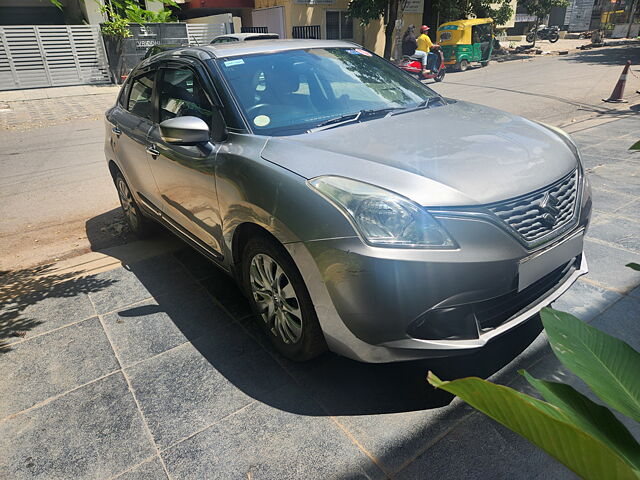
xmin=286 ymin=211 xmax=590 ymax=363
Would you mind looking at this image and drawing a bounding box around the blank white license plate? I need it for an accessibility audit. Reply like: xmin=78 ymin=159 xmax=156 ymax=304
xmin=518 ymin=231 xmax=584 ymax=291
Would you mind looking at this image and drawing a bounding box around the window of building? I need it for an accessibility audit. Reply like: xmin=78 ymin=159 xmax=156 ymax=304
xmin=326 ymin=11 xmax=353 ymax=40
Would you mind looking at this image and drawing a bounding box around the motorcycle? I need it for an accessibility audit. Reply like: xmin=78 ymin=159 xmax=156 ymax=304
xmin=525 ymin=25 xmax=560 ymax=43
xmin=398 ymin=46 xmax=446 ymax=82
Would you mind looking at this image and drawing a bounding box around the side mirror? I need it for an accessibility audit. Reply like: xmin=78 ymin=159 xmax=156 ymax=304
xmin=159 ymin=116 xmax=210 ymax=145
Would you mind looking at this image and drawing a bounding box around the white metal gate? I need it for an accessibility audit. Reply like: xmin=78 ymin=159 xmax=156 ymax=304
xmin=0 ymin=25 xmax=111 ymax=91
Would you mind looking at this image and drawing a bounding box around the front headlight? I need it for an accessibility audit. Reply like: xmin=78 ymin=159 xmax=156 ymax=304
xmin=308 ymin=176 xmax=456 ymax=248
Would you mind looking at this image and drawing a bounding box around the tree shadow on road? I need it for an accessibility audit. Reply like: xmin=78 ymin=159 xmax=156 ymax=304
xmin=558 ymin=44 xmax=640 ymax=66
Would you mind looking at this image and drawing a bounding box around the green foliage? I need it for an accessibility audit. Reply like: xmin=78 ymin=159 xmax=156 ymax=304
xmin=628 ymin=263 xmax=640 ymax=271
xmin=347 ymin=0 xmax=388 ymax=27
xmin=49 ymin=0 xmax=63 ymax=10
xmin=518 ymin=0 xmax=570 ymax=21
xmin=431 ymin=0 xmax=514 ymax=26
xmin=429 ymin=306 xmax=640 ymax=479
xmin=122 ymin=0 xmax=177 ymax=23
xmin=630 ymin=141 xmax=640 ymax=151
xmin=99 ymin=2 xmax=132 ymax=39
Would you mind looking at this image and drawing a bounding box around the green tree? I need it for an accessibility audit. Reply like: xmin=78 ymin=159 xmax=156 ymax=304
xmin=348 ymin=0 xmax=399 ymax=60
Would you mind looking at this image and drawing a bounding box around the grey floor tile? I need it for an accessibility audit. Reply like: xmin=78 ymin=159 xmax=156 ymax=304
xmin=590 ymin=295 xmax=640 ymax=352
xmin=589 ymin=187 xmax=636 ymax=214
xmin=587 ymin=162 xmax=640 ymax=197
xmin=114 ymin=457 xmax=167 ymax=480
xmin=582 ymin=240 xmax=640 ymax=293
xmin=126 ymin=329 xmax=289 ymax=449
xmin=0 ymin=373 xmax=155 ymax=480
xmin=587 ymin=214 xmax=640 ymax=253
xmin=101 ymin=286 xmax=230 ymax=367
xmin=172 ymin=247 xmax=221 ymax=281
xmin=0 ymin=316 xmax=119 ymax=418
xmin=617 ymin=198 xmax=640 ymax=217
xmin=200 ymin=270 xmax=253 ymax=320
xmin=0 ymin=273 xmax=105 ymax=347
xmin=395 ymin=412 xmax=576 ymax=480
xmin=162 ymin=383 xmax=386 ymax=480
xmin=88 ymin=255 xmax=198 ymax=315
xmin=551 ymin=278 xmax=623 ymax=323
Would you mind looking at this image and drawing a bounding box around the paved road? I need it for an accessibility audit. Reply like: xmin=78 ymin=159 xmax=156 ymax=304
xmin=0 ymin=44 xmax=638 ymax=270
xmin=431 ymin=44 xmax=640 ymax=127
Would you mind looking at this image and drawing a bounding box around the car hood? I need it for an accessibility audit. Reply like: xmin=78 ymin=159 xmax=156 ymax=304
xmin=260 ymin=101 xmax=578 ymax=206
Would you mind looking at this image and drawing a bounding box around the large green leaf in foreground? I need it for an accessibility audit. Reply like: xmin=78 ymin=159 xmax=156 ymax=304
xmin=523 ymin=372 xmax=640 ymax=471
xmin=541 ymin=307 xmax=640 ymax=422
xmin=428 ymin=373 xmax=640 ymax=480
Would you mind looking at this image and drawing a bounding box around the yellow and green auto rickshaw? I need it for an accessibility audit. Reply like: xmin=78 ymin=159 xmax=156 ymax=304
xmin=436 ymin=18 xmax=494 ymax=72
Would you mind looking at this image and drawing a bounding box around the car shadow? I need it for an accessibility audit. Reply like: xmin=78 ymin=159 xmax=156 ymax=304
xmin=84 ymin=211 xmax=543 ymax=416
xmin=559 ymin=44 xmax=640 ymax=66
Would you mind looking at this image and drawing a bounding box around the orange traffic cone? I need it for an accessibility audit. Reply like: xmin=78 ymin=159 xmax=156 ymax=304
xmin=603 ymin=60 xmax=631 ymax=103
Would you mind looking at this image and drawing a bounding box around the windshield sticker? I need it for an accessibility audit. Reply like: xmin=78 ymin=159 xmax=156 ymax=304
xmin=355 ymin=48 xmax=372 ymax=56
xmin=224 ymin=59 xmax=245 ymax=67
xmin=253 ymin=115 xmax=271 ymax=127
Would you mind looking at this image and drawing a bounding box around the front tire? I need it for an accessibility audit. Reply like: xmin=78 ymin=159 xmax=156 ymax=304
xmin=457 ymin=59 xmax=469 ymax=72
xmin=435 ymin=68 xmax=445 ymax=82
xmin=525 ymin=32 xmax=536 ymax=43
xmin=115 ymin=172 xmax=152 ymax=237
xmin=242 ymin=235 xmax=327 ymax=361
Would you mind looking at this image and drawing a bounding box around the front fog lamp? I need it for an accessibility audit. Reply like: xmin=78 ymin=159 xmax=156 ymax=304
xmin=308 ymin=176 xmax=456 ymax=248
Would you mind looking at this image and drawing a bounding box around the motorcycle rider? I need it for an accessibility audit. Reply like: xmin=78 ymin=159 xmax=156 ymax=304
xmin=416 ymin=25 xmax=438 ymax=73
xmin=402 ymin=25 xmax=428 ymax=76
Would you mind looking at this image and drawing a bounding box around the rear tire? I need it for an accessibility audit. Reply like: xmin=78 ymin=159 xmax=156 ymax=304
xmin=457 ymin=59 xmax=469 ymax=72
xmin=242 ymin=235 xmax=327 ymax=361
xmin=480 ymin=60 xmax=489 ymax=67
xmin=115 ymin=172 xmax=153 ymax=238
xmin=548 ymin=33 xmax=560 ymax=43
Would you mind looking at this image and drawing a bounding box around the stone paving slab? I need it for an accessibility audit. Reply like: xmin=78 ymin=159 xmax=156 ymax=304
xmin=0 ymin=115 xmax=638 ymax=479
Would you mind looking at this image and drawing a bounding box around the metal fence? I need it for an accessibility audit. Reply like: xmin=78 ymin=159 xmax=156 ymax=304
xmin=186 ymin=23 xmax=228 ymax=46
xmin=0 ymin=25 xmax=111 ymax=91
xmin=241 ymin=26 xmax=269 ymax=33
xmin=292 ymin=25 xmax=321 ymax=39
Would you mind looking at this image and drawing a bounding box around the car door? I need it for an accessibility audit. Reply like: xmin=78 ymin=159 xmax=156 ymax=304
xmin=109 ymin=68 xmax=163 ymax=215
xmin=146 ymin=60 xmax=225 ymax=258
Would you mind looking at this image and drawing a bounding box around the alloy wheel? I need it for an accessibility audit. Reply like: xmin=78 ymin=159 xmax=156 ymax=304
xmin=249 ymin=253 xmax=303 ymax=344
xmin=117 ymin=177 xmax=139 ymax=230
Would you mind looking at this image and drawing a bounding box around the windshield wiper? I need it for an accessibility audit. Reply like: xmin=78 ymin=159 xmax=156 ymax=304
xmin=307 ymin=107 xmax=402 ymax=133
xmin=391 ymin=96 xmax=444 ymax=116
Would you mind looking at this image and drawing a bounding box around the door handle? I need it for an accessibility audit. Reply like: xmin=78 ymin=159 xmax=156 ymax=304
xmin=146 ymin=145 xmax=160 ymax=157
xmin=111 ymin=126 xmax=122 ymax=137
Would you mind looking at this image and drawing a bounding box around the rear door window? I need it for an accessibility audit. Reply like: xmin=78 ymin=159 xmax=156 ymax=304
xmin=127 ymin=71 xmax=155 ymax=121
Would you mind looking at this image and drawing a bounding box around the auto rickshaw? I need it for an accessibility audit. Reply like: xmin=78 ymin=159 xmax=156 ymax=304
xmin=436 ymin=18 xmax=494 ymax=72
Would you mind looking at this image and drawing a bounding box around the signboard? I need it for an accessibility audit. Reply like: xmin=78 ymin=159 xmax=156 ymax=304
xmin=515 ymin=13 xmax=537 ymax=22
xmin=564 ymin=0 xmax=594 ymax=31
xmin=402 ymin=0 xmax=424 ymax=14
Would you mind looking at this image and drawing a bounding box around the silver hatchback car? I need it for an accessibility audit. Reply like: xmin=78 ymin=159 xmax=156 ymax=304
xmin=105 ymin=40 xmax=592 ymax=363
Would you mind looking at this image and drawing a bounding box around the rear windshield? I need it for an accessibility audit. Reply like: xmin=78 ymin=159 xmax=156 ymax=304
xmin=215 ymin=47 xmax=437 ymax=136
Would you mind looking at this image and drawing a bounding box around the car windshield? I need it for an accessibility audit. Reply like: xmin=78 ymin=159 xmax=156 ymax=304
xmin=214 ymin=47 xmax=440 ymax=136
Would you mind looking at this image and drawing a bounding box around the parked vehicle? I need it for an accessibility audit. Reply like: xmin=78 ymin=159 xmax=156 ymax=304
xmin=399 ymin=46 xmax=446 ymax=82
xmin=105 ymin=40 xmax=591 ymax=363
xmin=437 ymin=18 xmax=494 ymax=71
xmin=526 ymin=25 xmax=560 ymax=43
xmin=210 ymin=32 xmax=279 ymax=44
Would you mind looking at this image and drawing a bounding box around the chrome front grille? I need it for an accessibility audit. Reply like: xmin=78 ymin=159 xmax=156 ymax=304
xmin=487 ymin=170 xmax=579 ymax=245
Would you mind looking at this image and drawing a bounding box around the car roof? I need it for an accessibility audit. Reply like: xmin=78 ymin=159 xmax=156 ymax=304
xmin=214 ymin=33 xmax=279 ymax=40
xmin=136 ymin=40 xmax=361 ymax=68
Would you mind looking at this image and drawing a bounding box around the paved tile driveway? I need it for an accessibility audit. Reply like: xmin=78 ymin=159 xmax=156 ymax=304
xmin=1 ymin=116 xmax=639 ymax=479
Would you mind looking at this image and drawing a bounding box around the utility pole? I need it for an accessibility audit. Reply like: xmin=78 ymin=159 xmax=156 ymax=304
xmin=626 ymin=0 xmax=639 ymax=38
